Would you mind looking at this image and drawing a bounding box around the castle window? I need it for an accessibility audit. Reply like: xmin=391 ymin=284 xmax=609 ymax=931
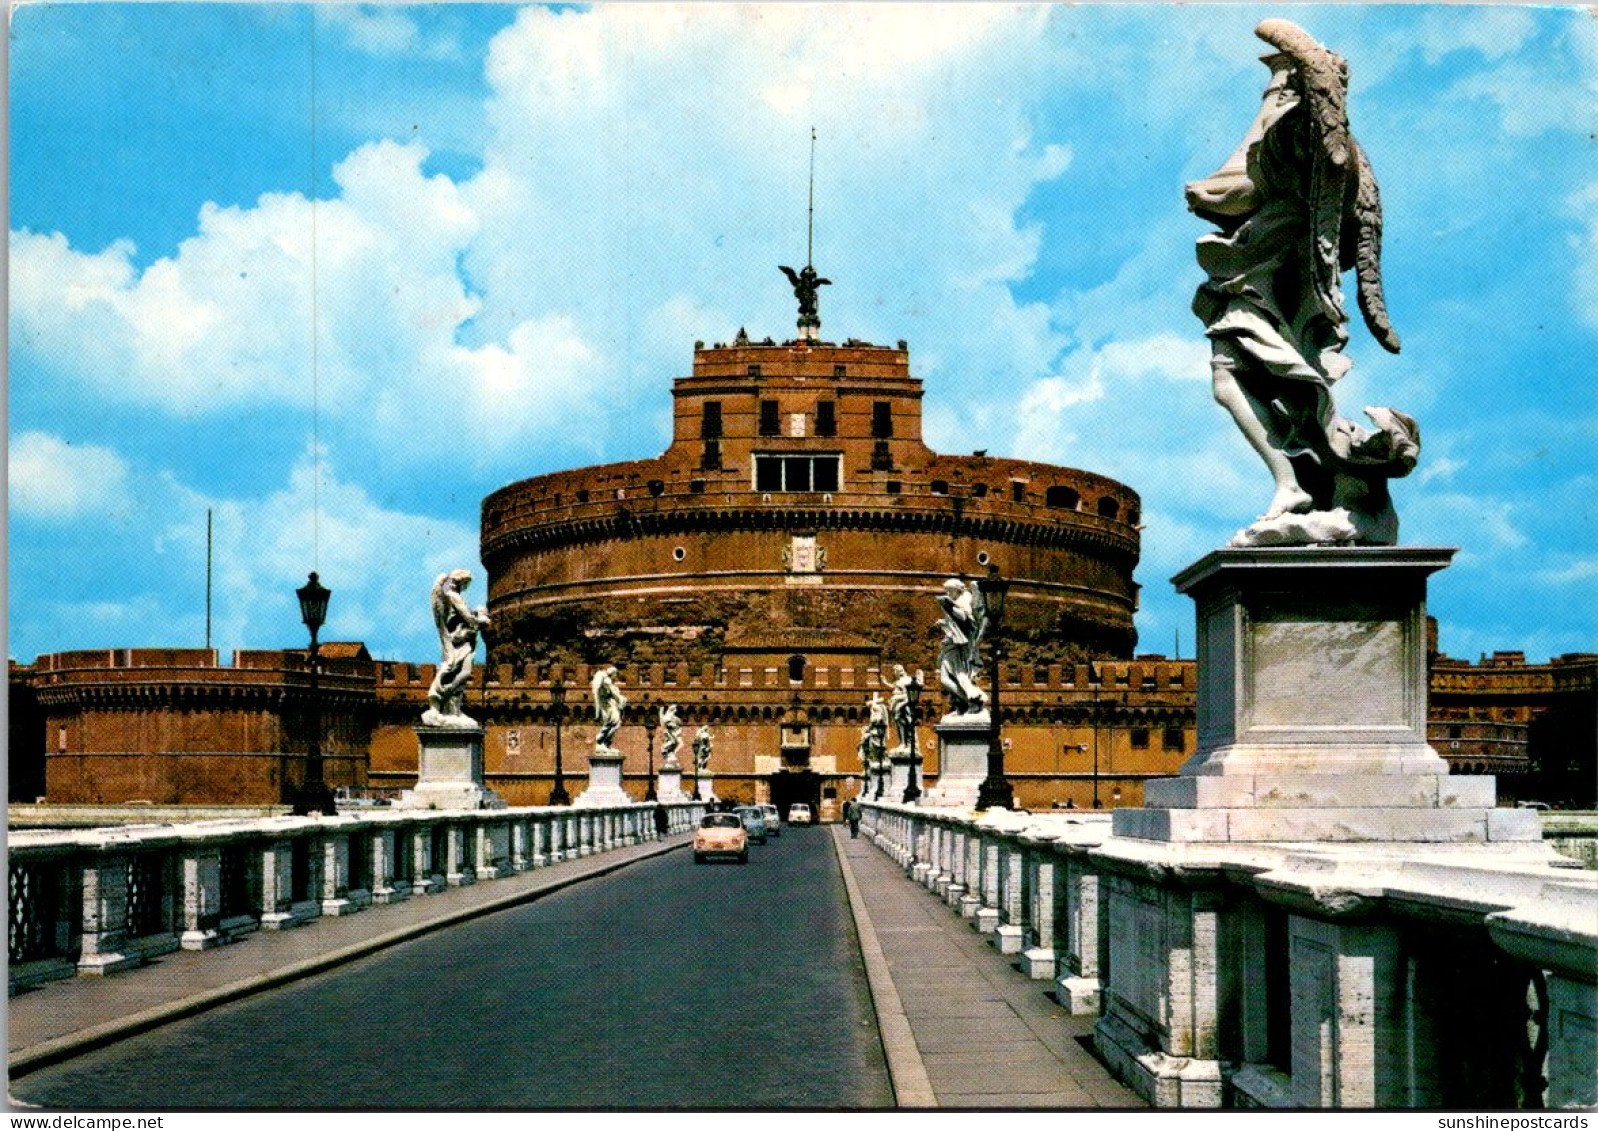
xmin=672 ymin=546 xmax=686 ymax=562
xmin=930 ymin=480 xmax=949 ymax=496
xmin=788 ymin=655 xmax=806 ymax=682
xmin=748 ymin=364 xmax=762 ymax=377
xmin=1127 ymin=506 xmax=1141 ymax=527
xmin=1163 ymin=728 xmax=1185 ymax=753
xmin=701 ymin=440 xmax=722 ymax=470
xmin=871 ymin=401 xmax=893 ymax=438
xmin=690 ymin=478 xmax=706 ymax=494
xmin=833 ymin=364 xmax=846 ymax=377
xmin=1046 ymin=485 xmax=1080 ymax=509
xmin=647 ymin=479 xmax=665 ymax=497
xmin=753 ymin=454 xmax=840 ymax=493
xmin=885 ymin=480 xmax=901 ymax=494
xmin=1098 ymin=497 xmax=1121 ymax=521
xmin=1131 ymin=728 xmax=1150 ymax=749
xmin=576 ymin=489 xmax=590 ymax=503
xmin=816 ymin=401 xmax=836 ymax=436
xmin=701 ymin=401 xmax=722 ymax=438
xmin=972 ymin=483 xmax=988 ymax=498
xmin=871 ymin=439 xmax=892 ymax=470
xmin=759 ymin=399 xmax=780 ymax=436
xmin=1011 ymin=481 xmax=1026 ymax=503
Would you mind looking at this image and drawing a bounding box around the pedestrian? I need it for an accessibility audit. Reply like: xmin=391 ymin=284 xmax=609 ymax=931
xmin=653 ymin=802 xmax=669 ymax=837
xmin=845 ymin=798 xmax=861 ymax=839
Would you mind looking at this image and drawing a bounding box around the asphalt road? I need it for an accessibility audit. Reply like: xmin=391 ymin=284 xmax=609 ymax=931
xmin=10 ymin=825 xmax=892 ymax=1109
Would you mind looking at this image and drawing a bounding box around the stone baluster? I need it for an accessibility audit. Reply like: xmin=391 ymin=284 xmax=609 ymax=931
xmin=509 ymin=818 xmax=530 ymax=873
xmin=944 ymin=825 xmax=970 ymax=909
xmin=178 ymin=834 xmax=223 ymax=951
xmin=412 ymin=826 xmax=438 ymax=895
xmin=321 ymin=830 xmax=355 ymax=916
xmin=1021 ymin=837 xmax=1061 ymax=979
xmin=1058 ymin=853 xmax=1103 ymax=1014
xmin=994 ymin=835 xmax=1027 ymax=954
xmin=77 ymin=845 xmax=137 ymax=974
xmin=958 ymin=832 xmax=983 ymax=919
xmin=1487 ymin=884 xmax=1597 ymax=1110
xmin=372 ymin=827 xmax=408 ymax=904
xmin=444 ymin=823 xmax=472 ymax=886
xmin=474 ymin=822 xmax=496 ymax=880
xmin=913 ymin=824 xmax=937 ymax=888
xmin=974 ymin=834 xmax=1003 ymax=934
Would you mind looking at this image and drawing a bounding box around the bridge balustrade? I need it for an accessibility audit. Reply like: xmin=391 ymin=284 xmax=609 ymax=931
xmin=7 ymin=801 xmax=706 ymax=994
xmin=859 ymin=800 xmax=1597 ymax=1110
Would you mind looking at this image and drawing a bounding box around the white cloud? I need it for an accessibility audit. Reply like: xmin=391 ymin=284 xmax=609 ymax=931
xmin=321 ymin=6 xmax=460 ymax=61
xmin=8 ymin=432 xmax=131 ymax=521
xmin=162 ymin=450 xmax=481 ymax=653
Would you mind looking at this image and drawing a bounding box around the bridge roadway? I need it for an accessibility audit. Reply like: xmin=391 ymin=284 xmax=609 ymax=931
xmin=10 ymin=824 xmax=1139 ymax=1110
xmin=12 ymin=825 xmax=887 ymax=1108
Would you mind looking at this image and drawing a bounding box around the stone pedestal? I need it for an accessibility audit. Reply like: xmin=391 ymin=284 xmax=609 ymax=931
xmin=656 ymin=763 xmax=687 ymax=802
xmin=1096 ymin=546 xmax=1549 ymax=1108
xmin=397 ymin=726 xmax=506 ymax=810
xmin=575 ymin=748 xmax=633 ymax=807
xmin=886 ymin=752 xmax=912 ymax=801
xmin=921 ymin=714 xmax=990 ymax=809
xmin=1114 ymin=547 xmax=1539 ymax=845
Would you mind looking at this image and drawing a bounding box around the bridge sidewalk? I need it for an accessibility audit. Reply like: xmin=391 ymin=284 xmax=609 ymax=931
xmin=832 ymin=826 xmax=1143 ymax=1109
xmin=8 ymin=835 xmax=687 ymax=1076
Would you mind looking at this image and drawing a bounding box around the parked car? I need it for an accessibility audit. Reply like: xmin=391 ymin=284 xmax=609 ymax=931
xmin=734 ymin=805 xmax=769 ymax=844
xmin=787 ymin=803 xmax=814 ymax=825
xmin=759 ymin=803 xmax=783 ymax=835
xmin=693 ymin=812 xmax=748 ymax=864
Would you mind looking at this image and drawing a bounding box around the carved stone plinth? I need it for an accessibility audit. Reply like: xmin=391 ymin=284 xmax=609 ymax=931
xmin=656 ymin=764 xmax=687 ymax=802
xmin=886 ymin=752 xmax=912 ymax=801
xmin=1113 ymin=547 xmax=1540 ymax=844
xmin=397 ymin=726 xmax=506 ymax=811
xmin=921 ymin=715 xmax=990 ymax=809
xmin=574 ymin=748 xmax=633 ymax=808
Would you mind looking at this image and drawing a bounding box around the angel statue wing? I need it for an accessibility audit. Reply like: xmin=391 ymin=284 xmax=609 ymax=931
xmin=1254 ymin=18 xmax=1400 ymax=355
xmin=780 ymin=265 xmax=800 ymax=290
xmin=967 ymin=577 xmax=988 ymax=652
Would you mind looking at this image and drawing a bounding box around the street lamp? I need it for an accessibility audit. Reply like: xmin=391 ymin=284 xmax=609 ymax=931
xmin=902 ymin=672 xmax=923 ymax=803
xmin=976 ymin=564 xmax=1015 ymax=810
xmin=292 ymin=571 xmax=336 ymax=816
xmin=1092 ymin=711 xmax=1102 ymax=809
xmin=644 ymin=703 xmax=659 ymax=802
xmin=548 ymin=679 xmax=571 ymax=806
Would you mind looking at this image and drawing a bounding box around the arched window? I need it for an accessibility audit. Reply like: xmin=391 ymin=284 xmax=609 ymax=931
xmin=1097 ymin=496 xmax=1120 ymax=520
xmin=1046 ymin=485 xmax=1080 ymax=509
xmin=788 ymin=655 xmax=806 ymax=682
xmin=930 ymin=479 xmax=949 ymax=495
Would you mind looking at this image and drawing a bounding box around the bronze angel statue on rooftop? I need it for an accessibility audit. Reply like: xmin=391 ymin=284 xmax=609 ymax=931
xmin=1187 ymin=19 xmax=1419 ymax=546
xmin=780 ymin=264 xmax=830 ymax=338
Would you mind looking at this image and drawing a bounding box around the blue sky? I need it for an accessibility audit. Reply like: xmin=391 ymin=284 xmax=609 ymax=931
xmin=9 ymin=3 xmax=1596 ymax=666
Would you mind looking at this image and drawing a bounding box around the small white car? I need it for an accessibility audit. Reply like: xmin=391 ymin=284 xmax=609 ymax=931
xmin=759 ymin=803 xmax=782 ymax=835
xmin=787 ymin=803 xmax=814 ymax=825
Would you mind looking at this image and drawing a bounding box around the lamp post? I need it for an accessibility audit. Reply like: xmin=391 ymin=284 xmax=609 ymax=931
xmin=1092 ymin=711 xmax=1102 ymax=809
xmin=902 ymin=673 xmax=923 ymax=803
xmin=548 ymin=680 xmax=571 ymax=806
xmin=976 ymin=564 xmax=1015 ymax=811
xmin=1064 ymin=742 xmax=1088 ymax=808
xmin=644 ymin=704 xmax=659 ymax=802
xmin=292 ymin=571 xmax=335 ymax=816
